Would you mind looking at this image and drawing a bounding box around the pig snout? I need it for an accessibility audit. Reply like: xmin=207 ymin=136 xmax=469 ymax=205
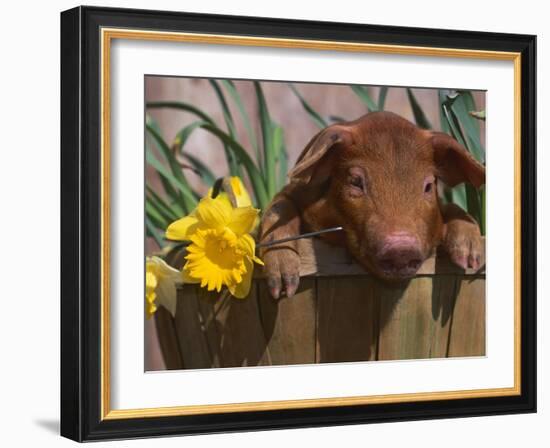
xmin=376 ymin=231 xmax=423 ymax=278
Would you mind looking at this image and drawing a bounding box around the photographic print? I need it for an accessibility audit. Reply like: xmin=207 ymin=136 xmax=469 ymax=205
xmin=61 ymin=7 xmax=536 ymax=440
xmin=144 ymin=78 xmax=487 ymax=371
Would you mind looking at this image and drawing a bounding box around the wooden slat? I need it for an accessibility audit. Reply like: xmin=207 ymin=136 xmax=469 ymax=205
xmin=296 ymin=237 xmax=485 ymax=278
xmin=157 ymin=239 xmax=486 ymax=369
xmin=153 ymin=306 xmax=184 ymax=370
xmin=377 ymin=276 xmax=459 ymax=360
xmin=257 ymin=277 xmax=317 ymax=366
xmin=194 ymin=285 xmax=272 ymax=368
xmin=316 ymin=277 xmax=378 ymax=363
xmin=173 ymin=285 xmax=213 ymax=369
xmin=192 ymin=288 xmax=224 ymax=368
xmin=447 ymin=277 xmax=486 ymax=357
xmin=164 ymin=236 xmax=485 ymax=280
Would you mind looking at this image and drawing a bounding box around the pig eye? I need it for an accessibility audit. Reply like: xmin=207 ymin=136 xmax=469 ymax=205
xmin=347 ymin=168 xmax=366 ymax=197
xmin=423 ymin=176 xmax=436 ymax=195
xmin=350 ymin=176 xmax=364 ymax=189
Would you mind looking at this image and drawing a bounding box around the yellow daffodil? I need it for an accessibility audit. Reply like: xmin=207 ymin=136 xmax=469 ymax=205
xmin=145 ymin=256 xmax=181 ymax=318
xmin=145 ymin=270 xmax=158 ymax=318
xmin=226 ymin=176 xmax=252 ymax=207
xmin=165 ymin=177 xmax=263 ymax=298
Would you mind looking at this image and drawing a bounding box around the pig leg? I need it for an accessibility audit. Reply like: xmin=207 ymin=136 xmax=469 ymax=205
xmin=441 ymin=202 xmax=483 ymax=270
xmin=259 ymin=192 xmax=302 ymax=299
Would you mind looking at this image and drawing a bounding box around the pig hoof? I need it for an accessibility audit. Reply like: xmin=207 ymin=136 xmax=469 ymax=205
xmin=444 ymin=221 xmax=483 ymax=271
xmin=261 ymin=248 xmax=301 ymax=299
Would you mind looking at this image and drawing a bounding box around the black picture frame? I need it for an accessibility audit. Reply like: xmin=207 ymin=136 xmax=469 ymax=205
xmin=61 ymin=5 xmax=536 ymax=442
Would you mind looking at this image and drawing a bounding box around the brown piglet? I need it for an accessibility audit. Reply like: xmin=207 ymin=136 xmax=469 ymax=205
xmin=259 ymin=111 xmax=485 ymax=299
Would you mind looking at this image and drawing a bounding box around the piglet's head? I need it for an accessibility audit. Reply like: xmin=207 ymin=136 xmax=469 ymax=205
xmin=288 ymin=111 xmax=485 ymax=281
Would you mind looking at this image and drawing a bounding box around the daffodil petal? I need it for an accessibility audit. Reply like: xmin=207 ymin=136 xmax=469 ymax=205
xmin=146 ymin=258 xmax=158 ymax=275
xmin=230 ymin=176 xmax=252 ymax=207
xmin=145 ymin=290 xmax=157 ymax=305
xmin=238 ymin=234 xmax=256 ymax=258
xmin=182 ymin=266 xmax=200 ymax=284
xmin=145 ymin=256 xmax=181 ymax=318
xmin=180 ymin=223 xmax=251 ymax=297
xmin=232 ymin=258 xmax=254 ymax=299
xmin=189 ymin=231 xmax=206 ymax=248
xmin=146 ymin=301 xmax=157 ymax=319
xmin=229 ymin=207 xmax=260 ymax=235
xmin=146 ymin=270 xmax=158 ymax=290
xmin=208 ymin=180 xmax=252 ymax=209
xmin=165 ymin=215 xmax=199 ymax=241
xmin=156 ymin=277 xmax=177 ymax=317
xmin=149 ymin=256 xmax=180 ymax=277
xmin=195 ymin=195 xmax=233 ymax=228
xmin=205 ymin=188 xmax=233 ymax=204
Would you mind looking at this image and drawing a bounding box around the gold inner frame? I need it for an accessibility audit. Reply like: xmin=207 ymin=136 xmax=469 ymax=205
xmin=100 ymin=27 xmax=522 ymax=420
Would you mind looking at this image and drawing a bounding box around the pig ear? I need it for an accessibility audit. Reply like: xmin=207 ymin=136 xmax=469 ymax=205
xmin=288 ymin=124 xmax=354 ymax=184
xmin=430 ymin=131 xmax=485 ymax=188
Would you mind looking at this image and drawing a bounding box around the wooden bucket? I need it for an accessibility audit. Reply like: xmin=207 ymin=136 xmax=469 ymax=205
xmin=155 ymin=238 xmax=485 ymax=370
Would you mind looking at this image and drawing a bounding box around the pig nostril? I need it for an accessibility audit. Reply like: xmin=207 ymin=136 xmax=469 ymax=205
xmin=380 ymin=257 xmax=421 ymax=272
xmin=377 ymin=249 xmax=423 ymax=276
xmin=380 ymin=259 xmax=395 ymax=271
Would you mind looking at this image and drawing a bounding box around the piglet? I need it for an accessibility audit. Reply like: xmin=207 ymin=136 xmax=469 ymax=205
xmin=259 ymin=111 xmax=485 ymax=299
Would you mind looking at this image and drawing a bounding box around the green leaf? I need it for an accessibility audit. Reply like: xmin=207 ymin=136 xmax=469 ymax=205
xmin=465 ymin=183 xmax=482 ymax=229
xmin=170 ymin=120 xmax=219 ymax=188
xmin=442 ymin=100 xmax=468 ymax=147
xmin=146 ymin=192 xmax=178 ymax=226
xmin=271 ymin=125 xmax=286 ymax=191
xmin=450 ymin=91 xmax=484 ymax=163
xmin=173 ymin=120 xmax=210 ymax=149
xmin=147 ymin=101 xmax=242 ymax=180
xmin=254 ymin=81 xmax=277 ymax=200
xmin=200 ymin=123 xmax=269 ymax=209
xmin=146 ymin=186 xmax=180 ymax=223
xmin=169 ymin=119 xmax=268 ymax=207
xmin=145 ymin=200 xmax=170 ymax=231
xmin=180 ymin=152 xmax=217 ymax=187
xmin=406 ymin=88 xmax=432 ymax=129
xmin=146 ymin=101 xmax=214 ymax=124
xmin=209 ymin=80 xmax=241 ymax=176
xmin=469 ymin=110 xmax=486 ymax=121
xmin=272 ymin=125 xmax=284 ymax=159
xmin=146 ymin=123 xmax=198 ymax=212
xmin=145 ymin=149 xmax=198 ymax=212
xmin=450 ymin=184 xmax=467 ymax=212
xmin=278 ymin=143 xmax=288 ymax=191
xmin=350 ymin=85 xmax=378 ymax=111
xmin=438 ymin=89 xmax=487 ymax=223
xmin=289 ymin=84 xmax=328 ymax=129
xmin=145 ymin=114 xmax=162 ymax=135
xmin=145 ymin=124 xmax=186 ymax=216
xmin=438 ymin=90 xmax=452 ymax=134
xmin=221 ymin=80 xmax=260 ymax=160
xmin=209 ymin=80 xmax=237 ymax=137
xmin=328 ymin=115 xmax=347 ymax=124
xmin=378 ymin=86 xmax=388 ymax=111
xmin=145 ymin=216 xmax=165 ymax=249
